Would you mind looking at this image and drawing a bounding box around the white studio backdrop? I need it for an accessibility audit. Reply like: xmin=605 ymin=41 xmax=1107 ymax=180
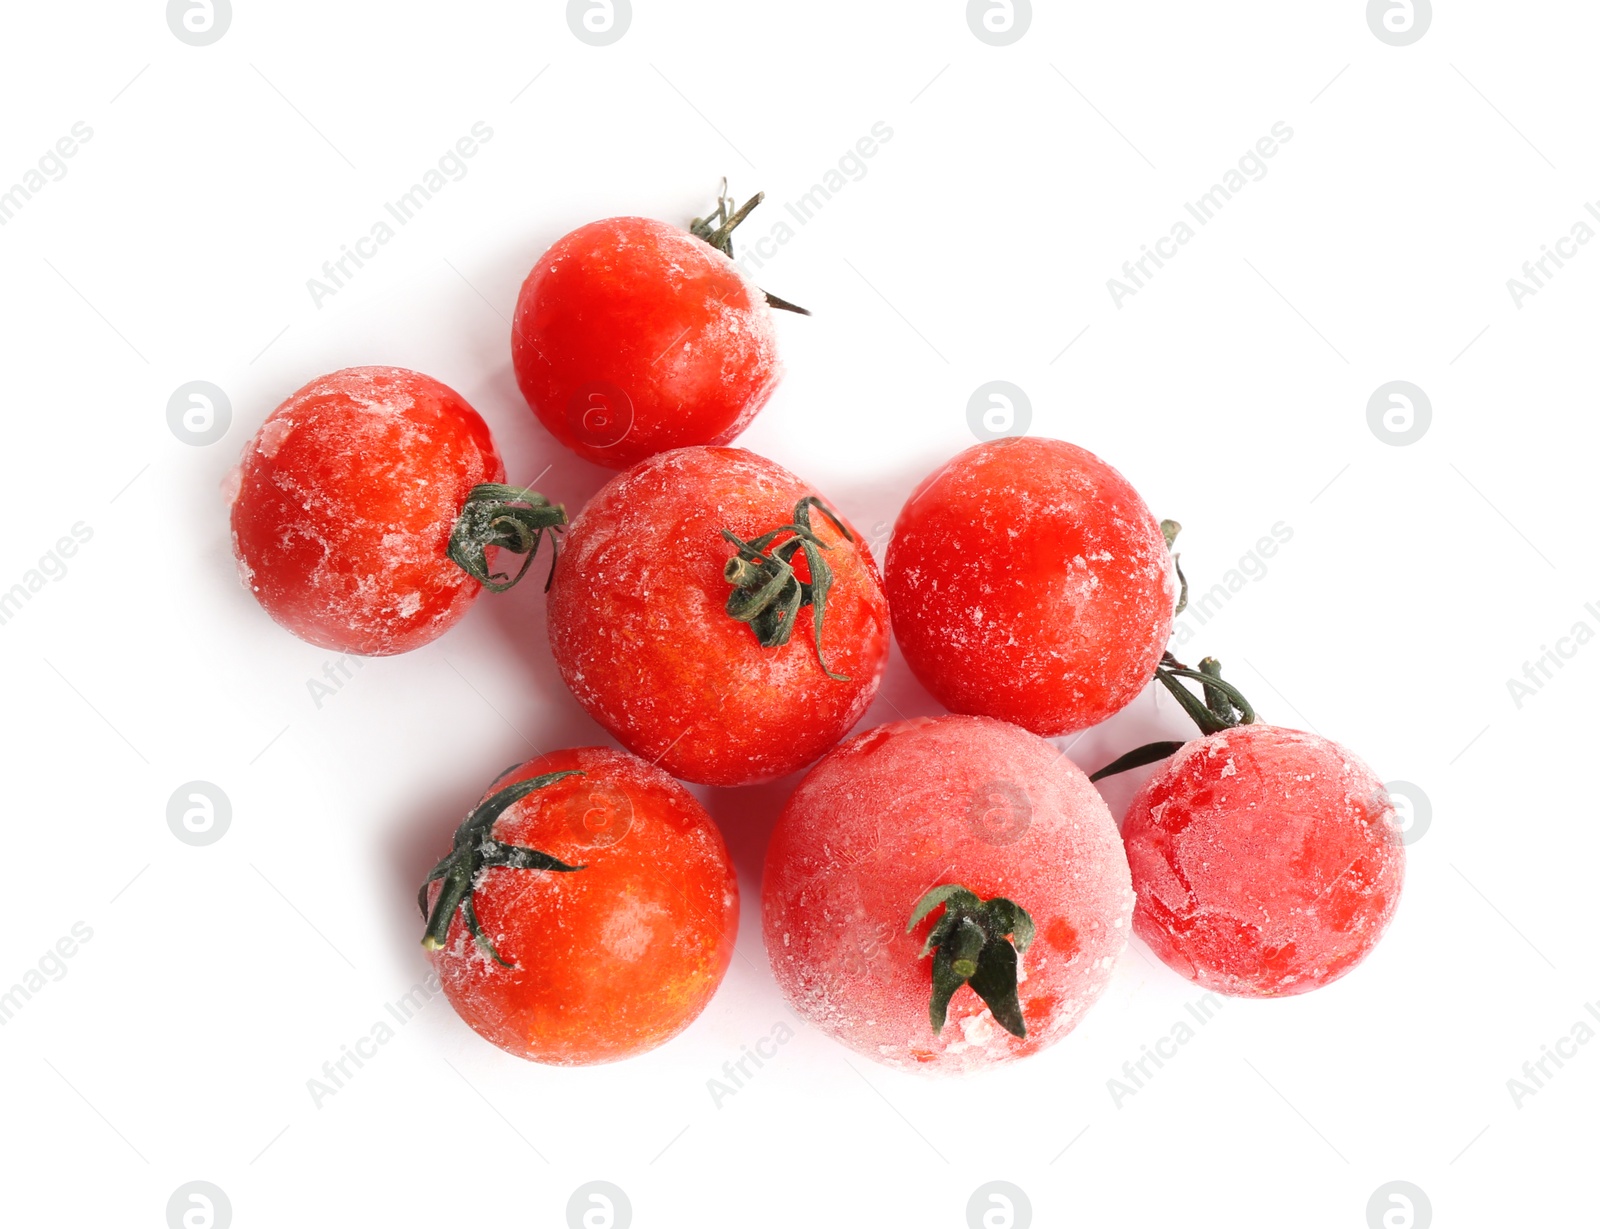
xmin=1 ymin=2 xmax=1595 ymax=1226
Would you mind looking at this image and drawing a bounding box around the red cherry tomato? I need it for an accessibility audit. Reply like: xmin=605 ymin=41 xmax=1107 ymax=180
xmin=229 ymin=366 xmax=562 ymax=656
xmin=885 ymin=437 xmax=1176 ymax=736
xmin=512 ymin=215 xmax=780 ymax=469
xmin=547 ymin=446 xmax=889 ymax=787
xmin=1122 ymin=724 xmax=1405 ymax=997
xmin=763 ymin=715 xmax=1133 ymax=1073
xmin=422 ymin=747 xmax=738 ymax=1065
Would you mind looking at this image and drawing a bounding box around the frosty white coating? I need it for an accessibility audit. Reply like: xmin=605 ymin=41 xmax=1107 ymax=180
xmin=548 ymin=446 xmax=889 ymax=786
xmin=1123 ymin=724 xmax=1405 ymax=997
xmin=229 ymin=366 xmax=502 ymax=655
xmin=763 ymin=714 xmax=1133 ymax=1074
xmin=886 ymin=437 xmax=1177 ymax=737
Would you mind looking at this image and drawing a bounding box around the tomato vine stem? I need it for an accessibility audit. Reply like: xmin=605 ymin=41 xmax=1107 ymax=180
xmin=1162 ymin=519 xmax=1188 ymax=615
xmin=1089 ymin=654 xmax=1259 ymax=782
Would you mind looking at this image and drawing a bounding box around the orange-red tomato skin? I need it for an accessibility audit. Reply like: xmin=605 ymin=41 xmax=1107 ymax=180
xmin=427 ymin=747 xmax=739 ymax=1065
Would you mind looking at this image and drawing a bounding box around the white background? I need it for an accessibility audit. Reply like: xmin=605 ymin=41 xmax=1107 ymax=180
xmin=1 ymin=2 xmax=1595 ymax=1226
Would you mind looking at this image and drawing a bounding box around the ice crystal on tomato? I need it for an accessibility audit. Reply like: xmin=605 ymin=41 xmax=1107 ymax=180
xmin=513 ymin=217 xmax=781 ymax=468
xmin=763 ymin=715 xmax=1133 ymax=1074
xmin=425 ymin=747 xmax=738 ymax=1065
xmin=547 ymin=447 xmax=889 ymax=786
xmin=1122 ymin=725 xmax=1405 ymax=997
xmin=230 ymin=366 xmax=502 ymax=655
xmin=886 ymin=437 xmax=1176 ymax=736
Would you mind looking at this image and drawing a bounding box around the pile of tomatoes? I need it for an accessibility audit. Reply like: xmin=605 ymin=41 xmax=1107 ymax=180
xmin=229 ymin=186 xmax=1405 ymax=1072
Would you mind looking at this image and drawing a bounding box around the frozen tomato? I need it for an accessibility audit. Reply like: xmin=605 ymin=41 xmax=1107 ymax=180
xmin=885 ymin=437 xmax=1177 ymax=736
xmin=421 ymin=746 xmax=738 ymax=1065
xmin=762 ymin=715 xmax=1133 ymax=1073
xmin=547 ymin=446 xmax=889 ymax=787
xmin=229 ymin=366 xmax=563 ymax=656
xmin=1122 ymin=722 xmax=1404 ymax=997
xmin=512 ymin=187 xmax=802 ymax=469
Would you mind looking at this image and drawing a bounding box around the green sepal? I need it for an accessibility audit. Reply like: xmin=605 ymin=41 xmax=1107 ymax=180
xmin=929 ymin=947 xmax=964 ymax=1034
xmin=460 ymin=894 xmax=513 ymax=968
xmin=1089 ymin=741 xmax=1187 ymax=783
xmin=796 ymin=537 xmax=839 ymax=679
xmin=907 ymin=884 xmax=978 ymax=934
xmin=1161 ymin=519 xmax=1187 ymax=615
xmin=1091 ymin=653 xmax=1260 ymax=781
xmin=920 ymin=912 xmax=958 ymax=959
xmin=720 ymin=497 xmax=855 ymax=680
xmin=418 ymin=770 xmax=586 ymax=965
xmin=479 ymin=841 xmax=584 ymax=873
xmin=984 ymin=898 xmax=1035 ymax=954
xmin=447 ymin=483 xmax=567 ymax=594
xmin=967 ymin=941 xmax=1025 ymax=1038
xmin=907 ymin=883 xmax=1036 ymax=1040
xmin=689 ymin=179 xmax=811 ymax=315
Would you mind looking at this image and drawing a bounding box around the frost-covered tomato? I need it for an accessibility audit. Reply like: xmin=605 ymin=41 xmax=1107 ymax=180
xmin=1122 ymin=724 xmax=1404 ymax=997
xmin=512 ymin=198 xmax=784 ymax=469
xmin=421 ymin=747 xmax=738 ymax=1065
xmin=763 ymin=715 xmax=1133 ymax=1074
xmin=547 ymin=447 xmax=889 ymax=787
xmin=229 ymin=366 xmax=562 ymax=656
xmin=885 ymin=437 xmax=1176 ymax=736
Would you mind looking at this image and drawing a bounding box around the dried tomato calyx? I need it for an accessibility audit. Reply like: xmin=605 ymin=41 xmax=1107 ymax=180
xmin=907 ymin=885 xmax=1036 ymax=1040
xmin=447 ymin=483 xmax=567 ymax=594
xmin=418 ymin=771 xmax=586 ymax=967
xmin=720 ymin=496 xmax=853 ymax=681
xmin=689 ymin=178 xmax=811 ymax=316
xmin=1088 ymin=654 xmax=1259 ymax=782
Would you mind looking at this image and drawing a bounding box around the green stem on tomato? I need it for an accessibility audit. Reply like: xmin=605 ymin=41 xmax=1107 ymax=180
xmin=689 ymin=179 xmax=812 ymax=315
xmin=720 ymin=496 xmax=853 ymax=681
xmin=418 ymin=771 xmax=586 ymax=967
xmin=1162 ymin=519 xmax=1189 ymax=615
xmin=1089 ymin=654 xmax=1259 ymax=783
xmin=906 ymin=884 xmax=1036 ymax=1039
xmin=447 ymin=483 xmax=567 ymax=593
